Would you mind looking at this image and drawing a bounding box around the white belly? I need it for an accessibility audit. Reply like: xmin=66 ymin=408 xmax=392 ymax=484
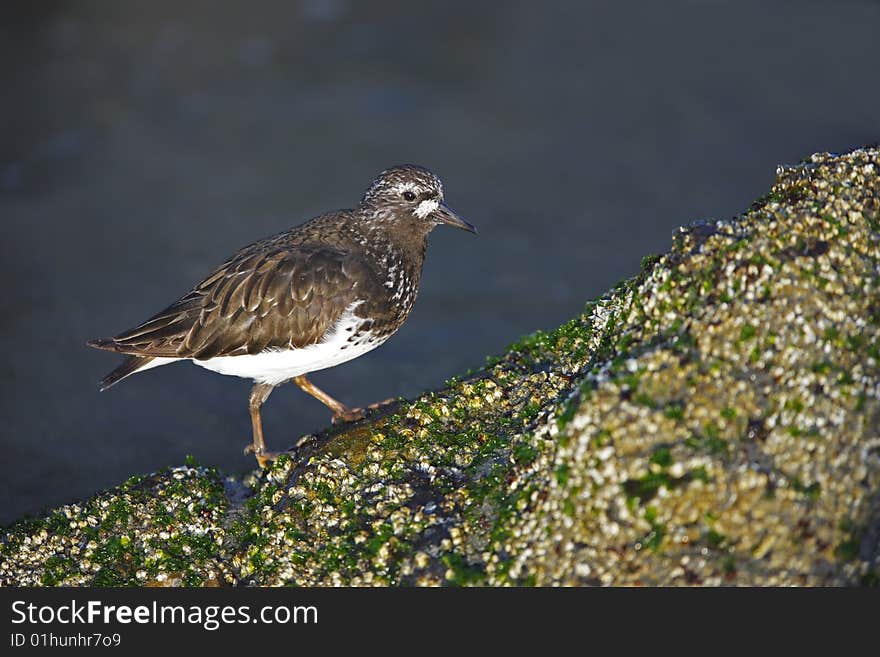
xmin=191 ymin=335 xmax=384 ymax=385
xmin=190 ymin=302 xmax=387 ymax=386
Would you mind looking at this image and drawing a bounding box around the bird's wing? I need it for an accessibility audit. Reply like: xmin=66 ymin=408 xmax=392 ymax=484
xmin=101 ymin=246 xmax=378 ymax=360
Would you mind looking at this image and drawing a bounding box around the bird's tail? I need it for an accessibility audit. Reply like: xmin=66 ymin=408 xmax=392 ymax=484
xmin=87 ymin=337 xmax=125 ymax=353
xmin=97 ymin=354 xmax=155 ymax=391
xmin=88 ymin=337 xmax=160 ymax=390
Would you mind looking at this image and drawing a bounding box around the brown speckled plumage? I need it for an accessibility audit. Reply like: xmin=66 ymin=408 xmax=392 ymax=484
xmin=88 ymin=164 xmax=476 ymax=466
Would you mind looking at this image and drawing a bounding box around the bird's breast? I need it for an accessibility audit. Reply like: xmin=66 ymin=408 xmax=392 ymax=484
xmin=380 ymin=260 xmax=420 ymax=322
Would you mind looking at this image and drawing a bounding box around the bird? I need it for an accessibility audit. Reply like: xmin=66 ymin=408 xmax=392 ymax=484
xmin=88 ymin=165 xmax=476 ymax=467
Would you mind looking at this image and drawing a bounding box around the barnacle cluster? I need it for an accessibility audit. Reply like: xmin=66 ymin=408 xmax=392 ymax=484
xmin=3 ymin=148 xmax=878 ymax=586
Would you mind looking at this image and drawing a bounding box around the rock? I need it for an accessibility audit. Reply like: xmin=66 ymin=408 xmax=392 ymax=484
xmin=2 ymin=147 xmax=878 ymax=586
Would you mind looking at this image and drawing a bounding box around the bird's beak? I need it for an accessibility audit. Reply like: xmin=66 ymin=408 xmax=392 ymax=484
xmin=435 ymin=202 xmax=477 ymax=234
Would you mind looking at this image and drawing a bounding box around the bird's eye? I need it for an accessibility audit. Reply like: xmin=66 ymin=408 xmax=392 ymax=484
xmin=403 ymin=191 xmax=416 ymax=201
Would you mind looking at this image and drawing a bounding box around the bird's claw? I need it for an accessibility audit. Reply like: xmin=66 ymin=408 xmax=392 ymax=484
xmin=255 ymin=452 xmax=280 ymax=469
xmin=331 ymin=398 xmax=397 ymax=424
xmin=332 ymin=408 xmax=366 ymax=424
xmin=243 ymin=444 xmax=283 ymax=468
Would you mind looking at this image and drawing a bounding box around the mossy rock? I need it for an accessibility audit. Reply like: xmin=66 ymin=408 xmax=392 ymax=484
xmin=3 ymin=147 xmax=879 ymax=586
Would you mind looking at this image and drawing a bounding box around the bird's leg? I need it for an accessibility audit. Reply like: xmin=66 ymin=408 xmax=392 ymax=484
xmin=244 ymin=383 xmax=281 ymax=468
xmin=293 ymin=374 xmax=366 ymax=423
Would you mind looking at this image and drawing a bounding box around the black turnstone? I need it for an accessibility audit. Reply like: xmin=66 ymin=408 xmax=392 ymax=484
xmin=88 ymin=165 xmax=476 ymax=467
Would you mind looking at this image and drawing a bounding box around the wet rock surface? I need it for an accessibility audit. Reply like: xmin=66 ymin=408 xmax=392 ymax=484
xmin=3 ymin=148 xmax=878 ymax=586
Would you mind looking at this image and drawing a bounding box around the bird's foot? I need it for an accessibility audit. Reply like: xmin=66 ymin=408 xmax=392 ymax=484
xmin=243 ymin=444 xmax=284 ymax=468
xmin=331 ymin=397 xmax=397 ymax=424
xmin=331 ymin=408 xmax=366 ymax=424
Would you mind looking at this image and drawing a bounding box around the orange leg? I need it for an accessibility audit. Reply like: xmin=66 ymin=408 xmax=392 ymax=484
xmin=293 ymin=375 xmax=366 ymax=423
xmin=243 ymin=383 xmax=282 ymax=468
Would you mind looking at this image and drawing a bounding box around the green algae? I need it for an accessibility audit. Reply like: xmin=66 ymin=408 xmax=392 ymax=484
xmin=2 ymin=146 xmax=879 ymax=586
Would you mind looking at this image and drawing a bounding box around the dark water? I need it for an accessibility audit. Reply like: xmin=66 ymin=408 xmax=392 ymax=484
xmin=2 ymin=1 xmax=878 ymax=523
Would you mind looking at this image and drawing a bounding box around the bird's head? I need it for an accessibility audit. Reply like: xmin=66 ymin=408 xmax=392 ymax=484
xmin=360 ymin=165 xmax=477 ymax=234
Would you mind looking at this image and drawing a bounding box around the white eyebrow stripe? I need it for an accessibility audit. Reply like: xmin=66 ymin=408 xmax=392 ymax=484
xmin=395 ymin=181 xmax=420 ymax=193
xmin=414 ymin=198 xmax=439 ymax=218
